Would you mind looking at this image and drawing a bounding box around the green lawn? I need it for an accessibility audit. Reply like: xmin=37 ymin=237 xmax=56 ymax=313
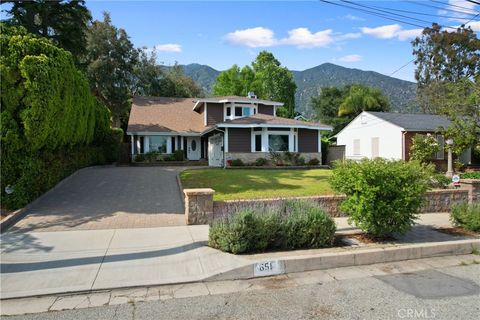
xmin=180 ymin=168 xmax=334 ymax=201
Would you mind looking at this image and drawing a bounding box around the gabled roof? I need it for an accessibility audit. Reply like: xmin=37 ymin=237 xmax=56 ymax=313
xmin=218 ymin=113 xmax=332 ymax=130
xmin=127 ymin=96 xmax=207 ymax=134
xmin=366 ymin=111 xmax=451 ymax=131
xmin=193 ymin=96 xmax=284 ymax=110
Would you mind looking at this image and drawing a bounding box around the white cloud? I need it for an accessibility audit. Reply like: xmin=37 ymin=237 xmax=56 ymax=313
xmin=225 ymin=27 xmax=360 ymax=49
xmin=361 ymin=24 xmax=422 ymax=41
xmin=440 ymin=0 xmax=478 ymax=22
xmin=337 ymin=32 xmax=362 ymax=41
xmin=361 ymin=24 xmax=402 ymax=39
xmin=464 ymin=21 xmax=480 ymax=32
xmin=344 ymin=14 xmax=365 ymax=21
xmin=338 ymin=54 xmax=362 ymax=62
xmin=280 ymin=28 xmax=334 ymax=48
xmin=225 ymin=27 xmax=276 ymax=48
xmin=152 ymin=43 xmax=182 ymax=53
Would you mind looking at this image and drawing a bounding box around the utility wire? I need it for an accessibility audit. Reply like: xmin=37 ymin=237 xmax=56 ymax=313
xmin=432 ymin=0 xmax=479 ymax=13
xmin=466 ymin=0 xmax=480 ymax=6
xmin=321 ymin=0 xmax=428 ymax=28
xmin=389 ymin=59 xmax=416 ymax=77
xmin=359 ymin=3 xmax=478 ymax=20
xmin=405 ymin=0 xmax=479 ymax=16
xmin=340 ymin=0 xmax=458 ymax=29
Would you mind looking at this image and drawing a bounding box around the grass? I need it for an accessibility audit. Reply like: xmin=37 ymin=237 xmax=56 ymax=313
xmin=180 ymin=168 xmax=334 ymax=201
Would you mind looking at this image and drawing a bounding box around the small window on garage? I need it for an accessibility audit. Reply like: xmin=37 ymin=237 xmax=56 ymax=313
xmin=353 ymin=139 xmax=360 ymax=155
xmin=235 ymin=107 xmax=243 ymax=117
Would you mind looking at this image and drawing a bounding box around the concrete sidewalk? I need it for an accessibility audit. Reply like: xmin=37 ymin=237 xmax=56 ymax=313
xmin=1 ymin=213 xmax=477 ymax=299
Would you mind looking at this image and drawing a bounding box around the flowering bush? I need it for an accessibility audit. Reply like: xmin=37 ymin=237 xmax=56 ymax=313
xmin=409 ymin=133 xmax=441 ymax=164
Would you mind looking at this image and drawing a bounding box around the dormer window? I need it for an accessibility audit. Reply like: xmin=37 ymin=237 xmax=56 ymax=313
xmin=225 ymin=104 xmax=258 ymax=120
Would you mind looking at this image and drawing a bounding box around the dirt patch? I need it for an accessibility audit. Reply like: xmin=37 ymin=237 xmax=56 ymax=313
xmin=433 ymin=227 xmax=479 ymax=237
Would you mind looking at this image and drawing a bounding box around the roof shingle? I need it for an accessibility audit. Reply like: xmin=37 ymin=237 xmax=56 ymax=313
xmin=367 ymin=111 xmax=451 ymax=131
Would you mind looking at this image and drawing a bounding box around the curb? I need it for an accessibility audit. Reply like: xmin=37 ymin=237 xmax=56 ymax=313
xmin=205 ymin=239 xmax=480 ymax=281
xmin=1 ymin=239 xmax=478 ymax=300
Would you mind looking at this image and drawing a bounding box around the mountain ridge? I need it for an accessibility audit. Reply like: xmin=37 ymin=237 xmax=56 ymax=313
xmin=176 ymin=62 xmax=418 ymax=116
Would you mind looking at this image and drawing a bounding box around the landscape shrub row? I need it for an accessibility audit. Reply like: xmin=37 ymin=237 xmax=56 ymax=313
xmin=451 ymin=203 xmax=480 ymax=232
xmin=228 ymin=152 xmax=320 ymax=167
xmin=460 ymin=172 xmax=480 ymax=179
xmin=134 ymin=150 xmax=185 ymax=163
xmin=1 ymin=25 xmax=121 ymax=209
xmin=209 ymin=200 xmax=336 ymax=254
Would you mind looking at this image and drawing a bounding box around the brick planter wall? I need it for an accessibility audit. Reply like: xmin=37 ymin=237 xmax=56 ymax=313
xmin=183 ymin=180 xmax=479 ymax=225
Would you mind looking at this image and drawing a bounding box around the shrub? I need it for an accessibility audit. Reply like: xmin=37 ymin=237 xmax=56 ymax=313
xmin=255 ymin=158 xmax=267 ymax=166
xmin=144 ymin=151 xmax=161 ymax=163
xmin=230 ymin=159 xmax=245 ymax=167
xmin=297 ymin=156 xmax=306 ymax=166
xmin=283 ymin=200 xmax=336 ymax=249
xmin=461 ymin=172 xmax=480 ymax=179
xmin=409 ymin=133 xmax=440 ymax=164
xmin=308 ymin=158 xmax=320 ymax=166
xmin=172 ymin=150 xmax=185 ymax=161
xmin=208 ymin=200 xmax=336 ymax=254
xmin=430 ymin=173 xmax=451 ymax=189
xmin=330 ymin=158 xmax=433 ymax=237
xmin=451 ymin=202 xmax=480 ymax=232
xmin=134 ymin=154 xmax=145 ymax=162
xmin=282 ymin=152 xmax=305 ymax=166
xmin=269 ymin=151 xmax=283 ymax=166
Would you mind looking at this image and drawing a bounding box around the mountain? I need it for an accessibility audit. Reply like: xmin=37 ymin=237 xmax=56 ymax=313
xmin=179 ymin=63 xmax=418 ymax=116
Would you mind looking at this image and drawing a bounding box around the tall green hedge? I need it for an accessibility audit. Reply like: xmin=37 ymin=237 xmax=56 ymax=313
xmin=1 ymin=25 xmax=121 ymax=209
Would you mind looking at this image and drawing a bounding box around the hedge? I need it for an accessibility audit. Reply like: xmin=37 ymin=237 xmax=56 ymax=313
xmin=1 ymin=25 xmax=120 ymax=209
xmin=208 ymin=200 xmax=336 ymax=254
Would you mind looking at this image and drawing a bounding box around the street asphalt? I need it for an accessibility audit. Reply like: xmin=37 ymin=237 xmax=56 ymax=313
xmin=4 ymin=261 xmax=479 ymax=320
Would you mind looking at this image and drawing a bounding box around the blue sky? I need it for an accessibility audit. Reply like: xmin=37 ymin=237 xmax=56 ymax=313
xmin=6 ymin=1 xmax=480 ymax=82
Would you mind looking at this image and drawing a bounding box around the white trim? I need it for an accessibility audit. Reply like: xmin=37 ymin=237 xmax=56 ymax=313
xmin=251 ymin=128 xmax=255 ymax=153
xmin=144 ymin=136 xmax=150 ymax=153
xmin=224 ymin=127 xmax=229 ymax=153
xmin=273 ymin=106 xmax=277 ymax=117
xmin=194 ymin=98 xmax=283 ymax=110
xmin=261 ymin=127 xmax=268 ymax=152
xmin=204 ymin=102 xmax=207 ymax=126
xmin=127 ymin=132 xmax=201 ymax=136
xmin=130 ymin=135 xmax=134 ymax=155
xmin=318 ymin=130 xmax=321 ymax=154
xmin=217 ymin=123 xmax=332 ymax=130
xmin=288 ymin=128 xmax=295 ymax=152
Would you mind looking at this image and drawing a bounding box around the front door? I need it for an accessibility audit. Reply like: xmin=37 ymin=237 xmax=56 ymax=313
xmin=187 ymin=137 xmax=201 ymax=160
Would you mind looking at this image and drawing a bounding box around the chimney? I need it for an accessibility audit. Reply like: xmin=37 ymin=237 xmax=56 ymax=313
xmin=247 ymin=91 xmax=256 ymax=99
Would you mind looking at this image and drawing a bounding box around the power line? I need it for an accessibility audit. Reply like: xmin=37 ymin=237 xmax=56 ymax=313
xmin=405 ymin=0 xmax=479 ymax=16
xmin=360 ymin=3 xmax=479 ymax=20
xmin=340 ymin=0 xmax=458 ymax=29
xmin=320 ymin=0 xmax=428 ymax=28
xmin=432 ymin=0 xmax=479 ymax=13
xmin=466 ymin=0 xmax=480 ymax=6
xmin=389 ymin=58 xmax=416 ymax=77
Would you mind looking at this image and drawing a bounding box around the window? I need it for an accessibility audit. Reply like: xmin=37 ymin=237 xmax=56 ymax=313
xmin=235 ymin=107 xmax=243 ymax=117
xmin=226 ymin=107 xmax=231 ymax=116
xmin=436 ymin=135 xmax=445 ymax=160
xmin=243 ymin=107 xmax=251 ymax=116
xmin=255 ymin=134 xmax=262 ymax=152
xmin=353 ymin=139 xmax=360 ymax=155
xmin=149 ymin=136 xmax=168 ymax=153
xmin=269 ymin=135 xmax=289 ymax=152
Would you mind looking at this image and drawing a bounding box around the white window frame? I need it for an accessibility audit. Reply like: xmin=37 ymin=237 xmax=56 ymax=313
xmin=250 ymin=128 xmax=297 ymax=152
xmin=353 ymin=139 xmax=361 ymax=155
xmin=146 ymin=135 xmax=172 ymax=154
xmin=224 ymin=103 xmax=257 ymax=121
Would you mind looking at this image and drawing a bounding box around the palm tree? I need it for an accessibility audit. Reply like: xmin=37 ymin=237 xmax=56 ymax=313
xmin=338 ymin=84 xmax=390 ymax=117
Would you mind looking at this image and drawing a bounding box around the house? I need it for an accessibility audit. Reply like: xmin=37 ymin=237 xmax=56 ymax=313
xmin=127 ymin=95 xmax=332 ymax=166
xmin=335 ymin=111 xmax=479 ymax=169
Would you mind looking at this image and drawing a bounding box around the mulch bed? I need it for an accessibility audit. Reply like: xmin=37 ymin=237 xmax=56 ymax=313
xmin=433 ymin=227 xmax=479 ymax=237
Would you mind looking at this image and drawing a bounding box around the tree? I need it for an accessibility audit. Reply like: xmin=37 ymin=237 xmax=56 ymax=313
xmin=212 ymin=51 xmax=297 ymax=118
xmin=412 ymin=23 xmax=480 ymax=155
xmin=252 ymin=51 xmax=296 ymax=118
xmin=212 ymin=64 xmax=254 ymax=96
xmin=86 ymin=12 xmax=138 ymax=128
xmin=311 ymin=84 xmax=390 ymax=134
xmin=409 ymin=134 xmax=440 ymax=164
xmin=163 ymin=63 xmax=203 ymax=98
xmin=3 ymin=0 xmax=91 ymax=67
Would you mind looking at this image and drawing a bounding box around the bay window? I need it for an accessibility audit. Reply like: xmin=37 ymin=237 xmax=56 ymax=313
xmin=149 ymin=136 xmax=168 ymax=153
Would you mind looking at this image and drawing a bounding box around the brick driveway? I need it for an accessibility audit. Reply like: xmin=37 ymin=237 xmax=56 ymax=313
xmin=9 ymin=167 xmax=186 ymax=232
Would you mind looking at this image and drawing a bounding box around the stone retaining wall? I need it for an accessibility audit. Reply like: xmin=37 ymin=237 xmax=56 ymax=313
xmin=183 ymin=180 xmax=479 ymax=225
